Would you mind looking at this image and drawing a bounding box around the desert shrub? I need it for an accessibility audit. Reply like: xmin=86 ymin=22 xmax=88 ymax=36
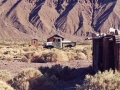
xmin=82 ymin=46 xmax=92 ymax=59
xmin=22 ymin=46 xmax=36 ymax=52
xmin=29 ymin=74 xmax=58 ymax=90
xmin=75 ymin=49 xmax=83 ymax=53
xmin=75 ymin=52 xmax=87 ymax=60
xmin=62 ymin=45 xmax=92 ymax=60
xmin=24 ymin=52 xmax=34 ymax=59
xmin=9 ymin=68 xmax=58 ymax=90
xmin=45 ymin=49 xmax=69 ymax=62
xmin=66 ymin=52 xmax=77 ymax=60
xmin=77 ymin=41 xmax=92 ymax=45
xmin=40 ymin=52 xmax=57 ymax=62
xmin=67 ymin=49 xmax=87 ymax=60
xmin=9 ymin=68 xmax=43 ymax=90
xmin=82 ymin=46 xmax=92 ymax=55
xmin=32 ymin=52 xmax=57 ymax=63
xmin=55 ymin=50 xmax=69 ymax=62
xmin=31 ymin=56 xmax=41 ymax=62
xmin=19 ymin=68 xmax=43 ymax=79
xmin=28 ymin=46 xmax=37 ymax=51
xmin=24 ymin=51 xmax=42 ymax=62
xmin=0 ymin=80 xmax=13 ymax=90
xmin=20 ymin=56 xmax=29 ymax=62
xmin=39 ymin=64 xmax=76 ymax=81
xmin=0 ymin=70 xmax=12 ymax=82
xmin=3 ymin=51 xmax=10 ymax=54
xmin=2 ymin=55 xmax=13 ymax=61
xmin=77 ymin=70 xmax=120 ymax=90
xmin=23 ymin=47 xmax=29 ymax=52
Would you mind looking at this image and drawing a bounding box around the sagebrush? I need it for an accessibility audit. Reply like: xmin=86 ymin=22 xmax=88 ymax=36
xmin=8 ymin=68 xmax=58 ymax=90
xmin=0 ymin=80 xmax=13 ymax=90
xmin=0 ymin=70 xmax=12 ymax=82
xmin=77 ymin=69 xmax=120 ymax=90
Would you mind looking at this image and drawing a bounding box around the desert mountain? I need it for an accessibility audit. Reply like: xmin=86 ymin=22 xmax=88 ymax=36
xmin=0 ymin=0 xmax=119 ymax=41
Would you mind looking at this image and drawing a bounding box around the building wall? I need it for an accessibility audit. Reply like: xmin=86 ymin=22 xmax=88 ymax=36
xmin=31 ymin=39 xmax=38 ymax=48
xmin=47 ymin=35 xmax=64 ymax=42
xmin=47 ymin=37 xmax=55 ymax=42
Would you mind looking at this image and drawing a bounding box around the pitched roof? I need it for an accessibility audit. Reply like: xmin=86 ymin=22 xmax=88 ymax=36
xmin=47 ymin=34 xmax=64 ymax=39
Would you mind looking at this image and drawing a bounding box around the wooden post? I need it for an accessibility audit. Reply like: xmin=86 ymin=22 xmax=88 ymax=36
xmin=103 ymin=37 xmax=109 ymax=70
xmin=115 ymin=35 xmax=120 ymax=71
xmin=115 ymin=44 xmax=119 ymax=70
xmin=93 ymin=39 xmax=99 ymax=73
xmin=117 ymin=44 xmax=120 ymax=70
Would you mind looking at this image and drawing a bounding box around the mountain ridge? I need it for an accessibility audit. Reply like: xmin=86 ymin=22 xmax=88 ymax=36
xmin=0 ymin=0 xmax=119 ymax=41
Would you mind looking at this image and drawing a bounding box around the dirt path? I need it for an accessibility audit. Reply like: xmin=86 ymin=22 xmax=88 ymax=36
xmin=0 ymin=60 xmax=92 ymax=76
xmin=0 ymin=60 xmax=92 ymax=90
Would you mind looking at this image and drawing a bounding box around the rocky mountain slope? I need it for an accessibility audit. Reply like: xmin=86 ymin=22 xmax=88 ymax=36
xmin=0 ymin=0 xmax=119 ymax=41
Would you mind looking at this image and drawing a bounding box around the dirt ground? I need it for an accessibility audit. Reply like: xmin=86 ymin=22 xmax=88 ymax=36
xmin=0 ymin=59 xmax=92 ymax=90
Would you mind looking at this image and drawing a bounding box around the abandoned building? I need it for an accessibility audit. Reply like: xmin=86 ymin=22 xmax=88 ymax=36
xmin=91 ymin=34 xmax=120 ymax=73
xmin=45 ymin=34 xmax=76 ymax=48
xmin=31 ymin=39 xmax=38 ymax=48
xmin=47 ymin=34 xmax=64 ymax=42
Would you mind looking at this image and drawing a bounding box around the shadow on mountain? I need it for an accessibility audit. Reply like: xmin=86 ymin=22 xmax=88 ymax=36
xmin=90 ymin=0 xmax=116 ymax=4
xmin=54 ymin=0 xmax=78 ymax=31
xmin=73 ymin=12 xmax=83 ymax=35
xmin=29 ymin=0 xmax=45 ymax=28
xmin=91 ymin=0 xmax=117 ymax=32
xmin=39 ymin=64 xmax=93 ymax=89
xmin=0 ymin=0 xmax=7 ymax=6
xmin=6 ymin=0 xmax=21 ymax=17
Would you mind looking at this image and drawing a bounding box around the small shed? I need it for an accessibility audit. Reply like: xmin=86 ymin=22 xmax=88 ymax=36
xmin=31 ymin=39 xmax=38 ymax=48
xmin=47 ymin=34 xmax=64 ymax=42
xmin=92 ymin=35 xmax=120 ymax=73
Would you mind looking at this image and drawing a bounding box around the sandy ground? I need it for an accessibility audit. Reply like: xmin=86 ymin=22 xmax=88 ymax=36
xmin=0 ymin=60 xmax=92 ymax=76
xmin=0 ymin=60 xmax=92 ymax=90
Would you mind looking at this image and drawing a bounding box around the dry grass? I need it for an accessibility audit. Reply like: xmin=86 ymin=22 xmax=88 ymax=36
xmin=77 ymin=69 xmax=120 ymax=90
xmin=29 ymin=74 xmax=58 ymax=90
xmin=0 ymin=42 xmax=92 ymax=63
xmin=0 ymin=70 xmax=12 ymax=82
xmin=9 ymin=68 xmax=43 ymax=90
xmin=0 ymin=80 xmax=14 ymax=90
xmin=0 ymin=41 xmax=92 ymax=89
xmin=8 ymin=68 xmax=58 ymax=90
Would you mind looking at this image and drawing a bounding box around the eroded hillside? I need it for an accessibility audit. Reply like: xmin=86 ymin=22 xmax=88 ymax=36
xmin=0 ymin=0 xmax=119 ymax=41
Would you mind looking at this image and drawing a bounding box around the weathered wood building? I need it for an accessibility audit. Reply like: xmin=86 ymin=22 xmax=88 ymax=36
xmin=47 ymin=34 xmax=64 ymax=42
xmin=92 ymin=35 xmax=120 ymax=73
xmin=31 ymin=39 xmax=38 ymax=48
xmin=45 ymin=34 xmax=76 ymax=48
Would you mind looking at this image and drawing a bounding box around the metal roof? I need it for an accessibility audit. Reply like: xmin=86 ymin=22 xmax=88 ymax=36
xmin=47 ymin=34 xmax=64 ymax=39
